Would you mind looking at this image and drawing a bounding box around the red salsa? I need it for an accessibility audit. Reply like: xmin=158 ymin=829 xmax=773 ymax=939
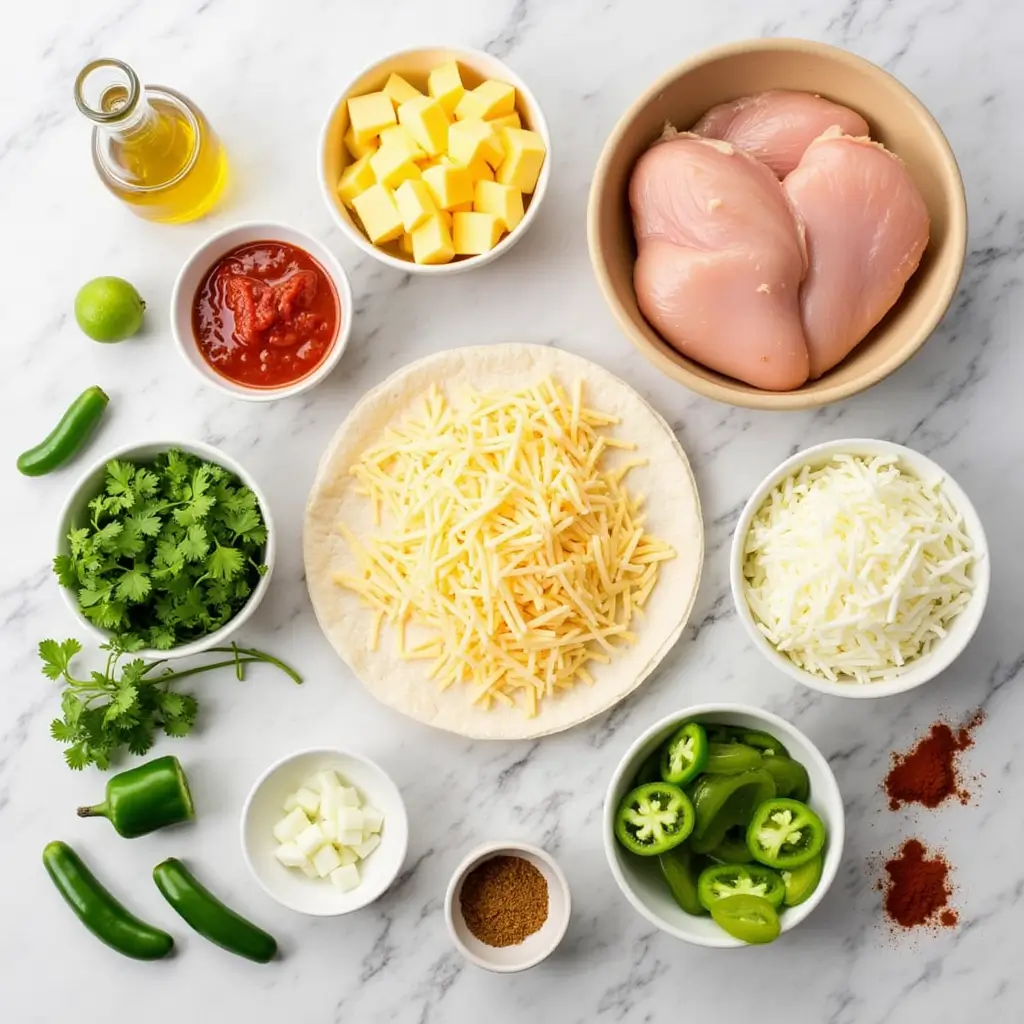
xmin=192 ymin=241 xmax=339 ymax=388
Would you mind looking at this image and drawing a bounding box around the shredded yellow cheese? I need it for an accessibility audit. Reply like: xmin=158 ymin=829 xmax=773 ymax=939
xmin=334 ymin=376 xmax=674 ymax=715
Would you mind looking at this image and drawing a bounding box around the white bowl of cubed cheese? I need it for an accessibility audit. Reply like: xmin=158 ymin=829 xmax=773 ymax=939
xmin=319 ymin=46 xmax=551 ymax=274
xmin=241 ymin=747 xmax=409 ymax=916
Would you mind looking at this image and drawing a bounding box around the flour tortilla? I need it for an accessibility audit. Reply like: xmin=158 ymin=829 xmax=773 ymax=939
xmin=304 ymin=345 xmax=704 ymax=739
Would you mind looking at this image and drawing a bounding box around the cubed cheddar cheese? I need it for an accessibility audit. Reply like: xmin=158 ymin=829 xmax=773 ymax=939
xmin=464 ymin=157 xmax=495 ymax=183
xmin=344 ymin=126 xmax=378 ymax=160
xmin=489 ymin=111 xmax=522 ymax=131
xmin=448 ymin=119 xmax=504 ymax=169
xmin=369 ymin=144 xmax=422 ymax=189
xmin=455 ymin=80 xmax=516 ymax=121
xmin=337 ymin=153 xmax=376 ymax=209
xmin=378 ymin=125 xmax=425 ymax=162
xmin=352 ymin=184 xmax=404 ymax=244
xmin=341 ymin=65 xmax=535 ymax=260
xmin=495 ymin=127 xmax=546 ymax=194
xmin=427 ymin=62 xmax=465 ymax=115
xmin=347 ymin=92 xmax=397 ymax=138
xmin=394 ymin=178 xmax=437 ymax=232
xmin=411 ymin=214 xmax=455 ymax=265
xmin=473 ymin=180 xmax=524 ymax=232
xmin=383 ymin=73 xmax=422 ymax=107
xmin=452 ymin=211 xmax=503 ymax=255
xmin=397 ymin=96 xmax=450 ymax=157
xmin=422 ymin=163 xmax=473 ymax=210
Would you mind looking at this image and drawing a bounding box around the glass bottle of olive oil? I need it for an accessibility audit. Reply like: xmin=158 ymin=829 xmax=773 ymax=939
xmin=74 ymin=58 xmax=228 ymax=224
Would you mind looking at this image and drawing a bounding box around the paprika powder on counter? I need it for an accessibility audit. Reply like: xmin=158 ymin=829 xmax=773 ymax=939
xmin=884 ymin=712 xmax=984 ymax=811
xmin=882 ymin=839 xmax=957 ymax=930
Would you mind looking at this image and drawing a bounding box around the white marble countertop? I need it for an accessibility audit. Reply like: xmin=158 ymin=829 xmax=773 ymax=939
xmin=2 ymin=1 xmax=1022 ymax=1021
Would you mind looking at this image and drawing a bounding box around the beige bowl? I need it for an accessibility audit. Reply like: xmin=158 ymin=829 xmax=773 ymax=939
xmin=587 ymin=38 xmax=967 ymax=410
xmin=319 ymin=46 xmax=551 ymax=276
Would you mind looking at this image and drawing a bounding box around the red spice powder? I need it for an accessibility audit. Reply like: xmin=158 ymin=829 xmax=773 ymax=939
xmin=883 ymin=839 xmax=956 ymax=929
xmin=884 ymin=712 xmax=984 ymax=810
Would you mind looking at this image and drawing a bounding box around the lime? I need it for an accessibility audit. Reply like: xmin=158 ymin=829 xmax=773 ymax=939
xmin=74 ymin=277 xmax=146 ymax=342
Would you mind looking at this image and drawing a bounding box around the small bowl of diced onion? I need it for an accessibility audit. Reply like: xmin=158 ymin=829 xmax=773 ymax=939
xmin=241 ymin=747 xmax=408 ymax=916
xmin=730 ymin=438 xmax=989 ymax=698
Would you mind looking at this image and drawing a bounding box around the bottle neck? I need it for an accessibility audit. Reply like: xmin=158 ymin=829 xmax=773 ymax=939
xmin=74 ymin=58 xmax=157 ymax=138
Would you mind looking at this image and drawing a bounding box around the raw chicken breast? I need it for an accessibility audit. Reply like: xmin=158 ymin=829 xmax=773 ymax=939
xmin=692 ymin=90 xmax=870 ymax=178
xmin=631 ymin=135 xmax=810 ymax=390
xmin=783 ymin=130 xmax=930 ymax=378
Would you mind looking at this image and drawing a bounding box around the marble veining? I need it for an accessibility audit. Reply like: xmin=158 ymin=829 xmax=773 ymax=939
xmin=1 ymin=0 xmax=1022 ymax=1021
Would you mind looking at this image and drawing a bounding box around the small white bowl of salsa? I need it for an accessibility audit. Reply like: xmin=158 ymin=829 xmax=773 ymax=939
xmin=171 ymin=221 xmax=353 ymax=401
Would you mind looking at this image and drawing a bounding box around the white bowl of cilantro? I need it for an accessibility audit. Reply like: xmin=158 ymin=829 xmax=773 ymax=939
xmin=54 ymin=440 xmax=275 ymax=660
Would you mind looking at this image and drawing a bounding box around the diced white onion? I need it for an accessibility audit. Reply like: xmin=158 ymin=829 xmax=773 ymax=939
xmin=330 ymin=863 xmax=360 ymax=892
xmin=272 ymin=808 xmax=310 ymax=844
xmin=295 ymin=823 xmax=328 ymax=856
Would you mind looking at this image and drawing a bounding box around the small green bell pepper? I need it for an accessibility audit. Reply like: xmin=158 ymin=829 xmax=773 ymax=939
xmin=78 ymin=755 xmax=194 ymax=838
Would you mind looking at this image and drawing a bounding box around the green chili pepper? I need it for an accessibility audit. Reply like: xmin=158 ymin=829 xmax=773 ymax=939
xmin=710 ymin=894 xmax=781 ymax=944
xmin=659 ymin=844 xmax=709 ymax=916
xmin=689 ymin=768 xmax=776 ymax=854
xmin=761 ymin=755 xmax=810 ymax=802
xmin=659 ymin=722 xmax=708 ymax=786
xmin=78 ymin=755 xmax=194 ymax=838
xmin=704 ymin=742 xmax=763 ymax=775
xmin=42 ymin=841 xmax=173 ymax=960
xmin=632 ymin=747 xmax=664 ymax=787
xmin=153 ymin=859 xmax=277 ymax=963
xmin=697 ymin=862 xmax=786 ymax=910
xmin=707 ymin=827 xmax=754 ymax=865
xmin=746 ymin=798 xmax=826 ymax=870
xmin=781 ymin=853 xmax=824 ymax=906
xmin=614 ymin=781 xmax=694 ymax=856
xmin=17 ymin=386 xmax=109 ymax=476
xmin=706 ymin=726 xmax=790 ymax=759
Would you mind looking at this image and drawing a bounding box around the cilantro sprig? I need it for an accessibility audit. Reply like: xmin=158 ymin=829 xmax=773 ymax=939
xmin=54 ymin=450 xmax=269 ymax=650
xmin=41 ymin=637 xmax=302 ymax=770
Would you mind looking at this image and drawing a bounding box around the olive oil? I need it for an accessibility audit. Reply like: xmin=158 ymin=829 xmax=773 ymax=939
xmin=74 ymin=59 xmax=228 ymax=224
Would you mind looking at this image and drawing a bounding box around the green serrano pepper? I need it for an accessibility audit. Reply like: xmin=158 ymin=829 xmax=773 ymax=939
xmin=43 ymin=841 xmax=173 ymax=960
xmin=153 ymin=859 xmax=277 ymax=963
xmin=17 ymin=386 xmax=109 ymax=476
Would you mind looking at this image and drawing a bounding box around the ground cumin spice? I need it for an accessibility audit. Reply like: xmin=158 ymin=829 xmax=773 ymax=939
xmin=460 ymin=854 xmax=548 ymax=947
xmin=884 ymin=712 xmax=984 ymax=810
xmin=883 ymin=839 xmax=957 ymax=929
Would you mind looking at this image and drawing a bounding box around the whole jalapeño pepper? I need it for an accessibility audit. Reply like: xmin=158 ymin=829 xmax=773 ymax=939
xmin=78 ymin=755 xmax=194 ymax=838
xmin=17 ymin=386 xmax=109 ymax=476
xmin=43 ymin=841 xmax=173 ymax=960
xmin=153 ymin=859 xmax=277 ymax=963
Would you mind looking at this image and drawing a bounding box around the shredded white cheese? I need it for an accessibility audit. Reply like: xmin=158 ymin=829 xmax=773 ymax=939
xmin=334 ymin=376 xmax=675 ymax=716
xmin=741 ymin=454 xmax=975 ymax=684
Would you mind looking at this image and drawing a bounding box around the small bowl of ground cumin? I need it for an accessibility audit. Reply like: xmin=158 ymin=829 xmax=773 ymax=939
xmin=445 ymin=841 xmax=571 ymax=972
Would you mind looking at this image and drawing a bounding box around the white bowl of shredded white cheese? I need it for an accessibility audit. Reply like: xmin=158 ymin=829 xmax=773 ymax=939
xmin=730 ymin=439 xmax=989 ymax=697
